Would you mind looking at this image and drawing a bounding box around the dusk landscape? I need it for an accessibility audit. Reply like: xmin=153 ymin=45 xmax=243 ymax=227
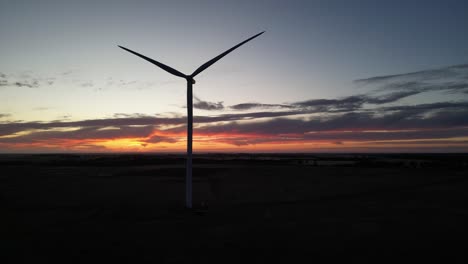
xmin=1 ymin=0 xmax=468 ymax=263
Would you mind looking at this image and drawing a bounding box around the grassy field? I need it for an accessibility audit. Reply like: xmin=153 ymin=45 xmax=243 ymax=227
xmin=1 ymin=154 xmax=467 ymax=263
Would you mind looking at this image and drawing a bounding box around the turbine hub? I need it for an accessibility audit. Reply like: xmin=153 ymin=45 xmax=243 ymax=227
xmin=191 ymin=78 xmax=196 ymax=84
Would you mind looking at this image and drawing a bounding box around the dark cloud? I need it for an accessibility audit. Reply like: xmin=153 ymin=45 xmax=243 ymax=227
xmin=0 ymin=74 xmax=40 ymax=88
xmin=208 ymin=127 xmax=468 ymax=146
xmin=365 ymin=91 xmax=421 ymax=104
xmin=193 ymin=96 xmax=224 ymax=110
xmin=293 ymin=96 xmax=364 ymax=113
xmin=192 ymin=106 xmax=468 ymax=137
xmin=215 ymin=136 xmax=281 ymax=146
xmin=112 ymin=113 xmax=152 ymax=118
xmin=228 ymin=91 xmax=419 ymax=113
xmin=2 ymin=71 xmax=50 ymax=88
xmin=230 ymin=103 xmax=294 ymax=110
xmin=0 ymin=125 xmax=155 ymax=144
xmin=71 ymin=144 xmax=108 ymax=151
xmin=303 ymin=127 xmax=468 ymax=142
xmin=1 ymin=101 xmax=468 ymax=146
xmin=144 ymin=135 xmax=178 ymax=144
xmin=0 ymin=71 xmax=65 ymax=89
xmin=355 ymin=64 xmax=468 ymax=95
xmin=14 ymin=81 xmax=39 ymax=88
xmin=3 ymin=96 xmax=467 ymax=140
xmin=355 ymin=64 xmax=468 ymax=84
xmin=382 ymin=101 xmax=468 ymax=112
xmin=370 ymin=139 xmax=468 ymax=145
xmin=292 ymin=91 xmax=419 ymax=111
xmin=381 ymin=81 xmax=468 ymax=94
xmin=193 ymin=110 xmax=309 ymax=124
xmin=0 ymin=116 xmax=183 ymax=137
xmin=0 ymin=114 xmax=11 ymax=119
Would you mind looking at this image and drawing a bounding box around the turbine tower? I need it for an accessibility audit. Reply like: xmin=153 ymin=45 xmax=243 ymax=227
xmin=119 ymin=31 xmax=264 ymax=209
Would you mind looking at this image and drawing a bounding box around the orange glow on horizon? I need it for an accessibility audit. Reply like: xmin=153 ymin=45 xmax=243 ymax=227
xmin=2 ymin=137 xmax=467 ymax=153
xmin=1 ymin=131 xmax=468 ymax=153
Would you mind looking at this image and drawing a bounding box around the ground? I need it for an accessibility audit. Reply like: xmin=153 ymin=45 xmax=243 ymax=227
xmin=1 ymin=154 xmax=467 ymax=263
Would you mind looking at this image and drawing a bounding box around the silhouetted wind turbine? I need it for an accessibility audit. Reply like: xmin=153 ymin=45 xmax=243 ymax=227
xmin=118 ymin=31 xmax=264 ymax=209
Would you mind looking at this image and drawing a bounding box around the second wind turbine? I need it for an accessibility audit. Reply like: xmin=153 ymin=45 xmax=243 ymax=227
xmin=119 ymin=31 xmax=264 ymax=209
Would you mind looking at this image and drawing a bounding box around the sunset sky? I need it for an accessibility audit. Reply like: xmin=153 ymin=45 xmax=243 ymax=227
xmin=1 ymin=0 xmax=468 ymax=153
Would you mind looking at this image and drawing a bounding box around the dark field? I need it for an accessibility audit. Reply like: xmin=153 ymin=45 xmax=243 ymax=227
xmin=1 ymin=154 xmax=467 ymax=263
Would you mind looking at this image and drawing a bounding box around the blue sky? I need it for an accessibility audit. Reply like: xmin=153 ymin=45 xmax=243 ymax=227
xmin=1 ymin=0 xmax=467 ymax=152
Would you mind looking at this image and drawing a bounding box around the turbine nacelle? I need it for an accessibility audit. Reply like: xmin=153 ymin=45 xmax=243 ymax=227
xmin=187 ymin=76 xmax=196 ymax=84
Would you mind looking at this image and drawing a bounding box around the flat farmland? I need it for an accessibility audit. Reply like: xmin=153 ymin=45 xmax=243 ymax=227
xmin=1 ymin=154 xmax=467 ymax=263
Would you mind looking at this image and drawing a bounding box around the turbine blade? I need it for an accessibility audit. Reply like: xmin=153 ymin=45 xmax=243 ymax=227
xmin=191 ymin=31 xmax=265 ymax=78
xmin=118 ymin=45 xmax=187 ymax=78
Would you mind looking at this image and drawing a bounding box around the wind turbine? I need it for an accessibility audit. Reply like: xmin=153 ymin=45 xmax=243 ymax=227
xmin=118 ymin=31 xmax=264 ymax=209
